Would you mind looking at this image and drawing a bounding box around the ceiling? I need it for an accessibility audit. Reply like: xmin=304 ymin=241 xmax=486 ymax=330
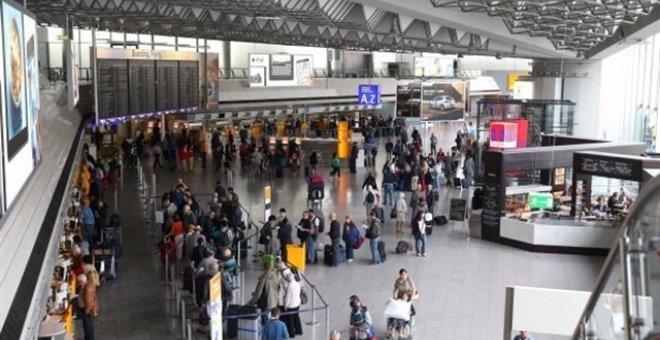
xmin=25 ymin=0 xmax=660 ymax=59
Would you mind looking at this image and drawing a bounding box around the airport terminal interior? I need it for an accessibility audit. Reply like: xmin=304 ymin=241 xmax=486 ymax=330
xmin=1 ymin=0 xmax=660 ymax=340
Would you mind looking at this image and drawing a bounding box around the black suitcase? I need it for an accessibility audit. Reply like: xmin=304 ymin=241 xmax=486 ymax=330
xmin=324 ymin=245 xmax=335 ymax=266
xmin=183 ymin=266 xmax=194 ymax=293
xmin=226 ymin=304 xmax=240 ymax=338
xmin=373 ymin=207 xmax=385 ymax=223
xmin=378 ymin=240 xmax=387 ymax=262
xmin=453 ymin=178 xmax=461 ymax=188
xmin=434 ymin=215 xmax=448 ymax=225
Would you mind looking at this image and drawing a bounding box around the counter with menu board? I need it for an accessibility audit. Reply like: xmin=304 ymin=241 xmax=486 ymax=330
xmin=94 ymin=47 xmax=199 ymax=123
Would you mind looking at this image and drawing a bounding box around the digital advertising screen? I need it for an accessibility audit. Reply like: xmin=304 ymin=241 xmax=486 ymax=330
xmin=2 ymin=2 xmax=27 ymax=160
xmin=24 ymin=13 xmax=40 ymax=166
xmin=420 ymin=80 xmax=466 ymax=121
xmin=269 ymin=54 xmax=294 ymax=81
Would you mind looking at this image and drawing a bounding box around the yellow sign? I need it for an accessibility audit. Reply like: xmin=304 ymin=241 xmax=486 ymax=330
xmin=209 ymin=273 xmax=221 ymax=302
xmin=507 ymin=72 xmax=527 ymax=91
xmin=264 ymin=186 xmax=271 ymax=202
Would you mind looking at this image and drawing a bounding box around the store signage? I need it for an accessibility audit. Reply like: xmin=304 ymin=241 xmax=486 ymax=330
xmin=357 ymin=84 xmax=381 ymax=106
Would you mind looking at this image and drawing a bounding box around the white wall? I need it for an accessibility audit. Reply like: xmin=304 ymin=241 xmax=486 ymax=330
xmin=563 ymin=60 xmax=603 ymax=139
xmin=230 ymin=41 xmax=328 ymax=69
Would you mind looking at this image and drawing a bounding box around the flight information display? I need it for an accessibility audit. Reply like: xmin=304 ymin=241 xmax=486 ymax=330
xmin=178 ymin=61 xmax=199 ymax=109
xmin=156 ymin=60 xmax=179 ymax=111
xmin=128 ymin=60 xmax=156 ymax=115
xmin=97 ymin=59 xmax=129 ymax=118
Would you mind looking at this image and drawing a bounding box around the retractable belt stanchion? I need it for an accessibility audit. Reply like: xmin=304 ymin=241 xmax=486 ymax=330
xmin=180 ymin=299 xmax=186 ymax=340
xmin=186 ymin=319 xmax=192 ymax=340
xmin=306 ymin=285 xmax=319 ymax=327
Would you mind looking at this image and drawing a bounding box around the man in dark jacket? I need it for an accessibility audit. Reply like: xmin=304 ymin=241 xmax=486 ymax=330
xmin=350 ymin=143 xmax=359 ymax=173
xmin=364 ymin=211 xmax=382 ymax=265
xmin=328 ymin=213 xmax=341 ymax=266
xmin=385 ymin=139 xmax=394 ymax=161
xmin=277 ymin=209 xmax=293 ymax=262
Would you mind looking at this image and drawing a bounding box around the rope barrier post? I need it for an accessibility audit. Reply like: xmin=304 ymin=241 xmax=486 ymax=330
xmin=175 ymin=288 xmax=181 ymax=316
xmin=325 ymin=305 xmax=330 ymax=340
xmin=170 ymin=264 xmax=176 ymax=298
xmin=151 ymin=173 xmax=157 ymax=198
xmin=181 ymin=299 xmax=186 ymax=340
xmin=161 ymin=251 xmax=170 ymax=286
xmin=186 ymin=319 xmax=193 ymax=340
xmin=306 ymin=286 xmax=319 ymax=326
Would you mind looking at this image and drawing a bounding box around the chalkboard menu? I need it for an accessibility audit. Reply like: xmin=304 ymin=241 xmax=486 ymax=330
xmin=450 ymin=199 xmax=467 ymax=221
xmin=576 ymin=154 xmax=639 ymax=181
xmin=156 ymin=60 xmax=179 ymax=111
xmin=179 ymin=61 xmax=199 ymax=109
xmin=97 ymin=59 xmax=129 ymax=118
xmin=481 ymin=183 xmax=501 ymax=229
xmin=128 ymin=60 xmax=156 ymax=115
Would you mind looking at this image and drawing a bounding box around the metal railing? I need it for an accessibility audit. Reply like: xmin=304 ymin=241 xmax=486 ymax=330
xmin=573 ymin=174 xmax=660 ymax=339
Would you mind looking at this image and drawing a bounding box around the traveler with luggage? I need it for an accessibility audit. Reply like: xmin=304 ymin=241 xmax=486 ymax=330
xmin=323 ymin=212 xmax=341 ymax=266
xmin=363 ymin=211 xmax=382 ymax=265
xmin=412 ymin=212 xmax=428 ymax=257
xmin=76 ymin=273 xmax=99 ymax=340
xmin=349 ymin=295 xmax=375 ymax=340
xmin=363 ymin=185 xmax=378 ymax=217
xmin=342 ymin=215 xmax=359 ymax=263
xmin=247 ymin=261 xmax=280 ymax=324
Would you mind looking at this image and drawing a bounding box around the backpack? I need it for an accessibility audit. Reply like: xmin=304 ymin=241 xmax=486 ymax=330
xmin=347 ymin=227 xmax=360 ymax=248
xmin=219 ymin=228 xmax=234 ymax=248
xmin=313 ymin=216 xmax=325 ymax=233
xmin=366 ymin=192 xmax=375 ymax=204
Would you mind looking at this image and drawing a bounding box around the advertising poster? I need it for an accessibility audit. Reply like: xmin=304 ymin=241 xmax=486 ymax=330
xmin=395 ymin=81 xmax=421 ymax=118
xmin=414 ymin=57 xmax=455 ymax=78
xmin=206 ymin=53 xmax=220 ymax=109
xmin=66 ymin=39 xmax=79 ymax=111
xmin=208 ymin=273 xmax=222 ymax=340
xmin=24 ymin=14 xmax=40 ymax=165
xmin=3 ymin=2 xmax=27 ymax=160
xmin=421 ymin=81 xmax=466 ymax=121
xmin=248 ymin=53 xmax=313 ymax=87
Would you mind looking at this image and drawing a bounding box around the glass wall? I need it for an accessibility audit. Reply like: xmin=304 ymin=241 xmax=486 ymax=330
xmin=600 ymin=32 xmax=660 ymax=152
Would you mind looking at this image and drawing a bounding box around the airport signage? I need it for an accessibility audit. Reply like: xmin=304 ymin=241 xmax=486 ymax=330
xmin=357 ymin=84 xmax=381 ymax=106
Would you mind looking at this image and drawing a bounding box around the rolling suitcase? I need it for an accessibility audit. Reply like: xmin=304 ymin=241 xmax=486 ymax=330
xmin=336 ymin=246 xmax=346 ymax=264
xmin=324 ymin=245 xmax=335 ymax=266
xmin=373 ymin=206 xmax=385 ymax=223
xmin=378 ymin=240 xmax=387 ymax=262
xmin=226 ymin=304 xmax=240 ymax=338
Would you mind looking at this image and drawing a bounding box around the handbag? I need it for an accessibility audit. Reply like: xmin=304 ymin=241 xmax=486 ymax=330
xmin=390 ymin=208 xmax=397 ymax=219
xmin=300 ymin=288 xmax=308 ymax=305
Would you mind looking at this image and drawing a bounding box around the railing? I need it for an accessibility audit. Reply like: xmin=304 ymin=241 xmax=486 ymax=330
xmin=573 ymin=174 xmax=660 ymax=339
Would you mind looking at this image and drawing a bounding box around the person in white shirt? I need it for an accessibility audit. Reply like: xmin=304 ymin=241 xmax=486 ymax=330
xmin=394 ymin=193 xmax=408 ymax=233
xmin=282 ymin=272 xmax=303 ymax=337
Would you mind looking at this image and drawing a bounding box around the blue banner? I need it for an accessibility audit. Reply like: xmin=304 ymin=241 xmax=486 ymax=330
xmin=357 ymin=84 xmax=381 ymax=106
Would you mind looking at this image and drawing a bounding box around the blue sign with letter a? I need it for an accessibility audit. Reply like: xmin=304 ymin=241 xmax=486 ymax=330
xmin=357 ymin=84 xmax=381 ymax=106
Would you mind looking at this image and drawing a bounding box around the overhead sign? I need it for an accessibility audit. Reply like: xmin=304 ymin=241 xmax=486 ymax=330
xmin=357 ymin=84 xmax=381 ymax=106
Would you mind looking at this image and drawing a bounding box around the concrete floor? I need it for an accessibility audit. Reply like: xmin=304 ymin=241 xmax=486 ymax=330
xmin=81 ymin=125 xmax=605 ymax=340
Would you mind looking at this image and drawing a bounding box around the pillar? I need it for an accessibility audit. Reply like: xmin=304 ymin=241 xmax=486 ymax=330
xmin=337 ymin=121 xmax=350 ymax=159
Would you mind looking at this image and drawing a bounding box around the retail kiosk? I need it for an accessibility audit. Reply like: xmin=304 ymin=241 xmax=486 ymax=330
xmin=478 ymin=136 xmax=646 ymax=255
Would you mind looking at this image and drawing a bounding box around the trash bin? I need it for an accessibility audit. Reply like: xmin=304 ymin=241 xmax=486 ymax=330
xmin=237 ymin=306 xmax=260 ymax=340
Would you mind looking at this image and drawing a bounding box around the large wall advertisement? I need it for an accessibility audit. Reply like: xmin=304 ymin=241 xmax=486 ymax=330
xmin=420 ymin=80 xmax=466 ymax=121
xmin=248 ymin=53 xmax=313 ymax=87
xmin=0 ymin=1 xmax=40 ymax=216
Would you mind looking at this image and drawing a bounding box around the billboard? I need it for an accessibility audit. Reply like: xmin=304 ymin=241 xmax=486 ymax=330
xmin=248 ymin=53 xmax=313 ymax=87
xmin=0 ymin=4 xmax=39 ymax=213
xmin=420 ymin=80 xmax=466 ymax=121
xmin=396 ymin=81 xmax=421 ymax=118
xmin=206 ymin=53 xmax=220 ymax=109
xmin=414 ymin=57 xmax=455 ymax=78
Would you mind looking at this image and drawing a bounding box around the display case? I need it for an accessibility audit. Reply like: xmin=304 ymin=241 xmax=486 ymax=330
xmin=475 ymin=99 xmax=576 ymax=182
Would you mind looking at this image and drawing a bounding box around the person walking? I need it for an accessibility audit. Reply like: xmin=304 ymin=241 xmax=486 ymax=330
xmin=247 ymin=262 xmax=280 ymax=324
xmin=342 ymin=215 xmax=358 ymax=263
xmin=349 ymin=295 xmax=375 ymax=340
xmin=364 ymin=211 xmax=382 ymax=265
xmin=350 ymin=142 xmax=359 ymax=174
xmin=412 ymin=212 xmax=428 ymax=257
xmin=394 ymin=193 xmax=408 ymax=233
xmin=330 ymin=153 xmax=341 ymax=179
xmin=76 ymin=273 xmax=99 ymax=340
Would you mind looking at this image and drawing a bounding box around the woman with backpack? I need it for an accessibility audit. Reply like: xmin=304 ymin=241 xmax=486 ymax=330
xmin=349 ymin=295 xmax=375 ymax=340
xmin=342 ymin=215 xmax=359 ymax=263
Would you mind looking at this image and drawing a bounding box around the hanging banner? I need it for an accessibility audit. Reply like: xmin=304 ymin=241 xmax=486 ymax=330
xmin=208 ymin=273 xmax=223 ymax=340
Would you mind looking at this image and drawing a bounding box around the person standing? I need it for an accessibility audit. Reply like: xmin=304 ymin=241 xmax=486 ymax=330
xmin=412 ymin=212 xmax=428 ymax=257
xmin=283 ymin=273 xmax=303 ymax=337
xmin=296 ymin=211 xmax=317 ymax=264
xmin=430 ymin=133 xmax=437 ymax=156
xmin=385 ymin=138 xmax=394 ymax=161
xmin=350 ymin=142 xmax=359 ymax=174
xmin=342 ymin=215 xmax=358 ymax=263
xmin=462 ymin=152 xmax=475 ymax=190
xmin=277 ymin=209 xmax=294 ymax=262
xmin=394 ymin=193 xmax=408 ymax=233
xmin=262 ymin=308 xmax=290 ymax=340
xmin=76 ymin=273 xmax=99 ymax=340
xmin=364 ymin=211 xmax=382 ymax=265
xmin=328 ymin=213 xmax=341 ymax=266
xmin=80 ymin=201 xmax=96 ymax=246
xmin=382 ymin=168 xmax=395 ymax=206
xmin=349 ymin=295 xmax=374 ymax=340
xmin=248 ymin=262 xmax=280 ymax=324
xmin=153 ymin=142 xmax=163 ymax=169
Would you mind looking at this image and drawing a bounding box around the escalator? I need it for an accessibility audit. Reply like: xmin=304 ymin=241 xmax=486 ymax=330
xmin=574 ymin=175 xmax=660 ymax=339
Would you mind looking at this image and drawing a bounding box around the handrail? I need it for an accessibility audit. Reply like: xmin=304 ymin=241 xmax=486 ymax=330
xmin=572 ymin=174 xmax=660 ymax=338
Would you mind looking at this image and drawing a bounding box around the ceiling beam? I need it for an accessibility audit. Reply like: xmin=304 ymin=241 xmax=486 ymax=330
xmin=351 ymin=0 xmax=576 ymax=58
xmin=586 ymin=5 xmax=660 ymax=59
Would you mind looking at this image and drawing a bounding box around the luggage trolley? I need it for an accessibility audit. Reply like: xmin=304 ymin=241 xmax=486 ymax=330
xmin=384 ymin=298 xmax=415 ymax=340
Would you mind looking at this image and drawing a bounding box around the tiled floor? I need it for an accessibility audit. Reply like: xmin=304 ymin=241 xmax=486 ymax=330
xmin=83 ymin=129 xmax=606 ymax=340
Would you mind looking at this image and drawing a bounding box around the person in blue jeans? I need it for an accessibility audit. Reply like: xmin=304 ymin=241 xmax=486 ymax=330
xmin=342 ymin=215 xmax=358 ymax=263
xmin=80 ymin=202 xmax=96 ymax=246
xmin=411 ymin=212 xmax=428 ymax=257
xmin=382 ymin=169 xmax=395 ymax=206
xmin=364 ymin=211 xmax=382 ymax=265
xmin=296 ymin=211 xmax=317 ymax=264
